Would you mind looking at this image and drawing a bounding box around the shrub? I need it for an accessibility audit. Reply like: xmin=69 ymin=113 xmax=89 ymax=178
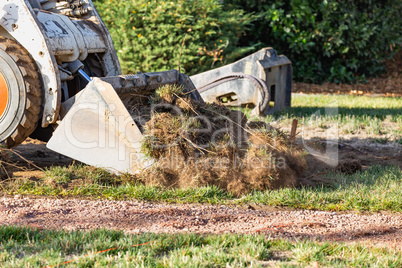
xmin=224 ymin=0 xmax=402 ymax=83
xmin=95 ymin=0 xmax=255 ymax=75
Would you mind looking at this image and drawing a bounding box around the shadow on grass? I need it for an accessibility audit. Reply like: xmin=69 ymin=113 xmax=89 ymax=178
xmin=242 ymin=164 xmax=402 ymax=212
xmin=273 ymin=106 xmax=401 ymax=120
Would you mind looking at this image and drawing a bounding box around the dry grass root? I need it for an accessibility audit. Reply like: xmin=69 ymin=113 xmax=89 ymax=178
xmin=128 ymin=84 xmax=308 ymax=196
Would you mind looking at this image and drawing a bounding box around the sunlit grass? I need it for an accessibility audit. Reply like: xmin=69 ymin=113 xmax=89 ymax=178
xmin=242 ymin=95 xmax=402 ymax=141
xmin=3 ymin=164 xmax=401 ymax=212
xmin=1 ymin=226 xmax=400 ymax=267
xmin=1 ymin=95 xmax=401 ymax=212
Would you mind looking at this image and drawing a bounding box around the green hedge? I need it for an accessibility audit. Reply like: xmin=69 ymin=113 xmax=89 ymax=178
xmin=94 ymin=0 xmax=401 ymax=83
xmin=94 ymin=0 xmax=255 ymax=75
xmin=225 ymin=0 xmax=402 ymax=83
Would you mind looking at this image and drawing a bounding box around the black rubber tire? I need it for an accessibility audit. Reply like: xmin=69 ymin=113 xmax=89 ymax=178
xmin=0 ymin=37 xmax=43 ymax=148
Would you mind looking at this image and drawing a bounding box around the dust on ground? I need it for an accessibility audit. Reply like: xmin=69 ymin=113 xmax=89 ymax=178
xmin=0 ymin=196 xmax=401 ymax=251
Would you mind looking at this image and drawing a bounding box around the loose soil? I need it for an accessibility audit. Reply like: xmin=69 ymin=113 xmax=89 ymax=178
xmin=0 ymin=148 xmax=10 ymax=178
xmin=6 ymin=136 xmax=401 ymax=183
xmin=1 ymin=138 xmax=72 ymax=181
xmin=2 ymin=138 xmax=400 ymax=253
xmin=1 ymin=72 xmax=401 ymax=250
xmin=1 ymin=196 xmax=401 ymax=251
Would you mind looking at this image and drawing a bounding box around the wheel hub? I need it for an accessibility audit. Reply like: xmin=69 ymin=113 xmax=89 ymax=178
xmin=0 ymin=72 xmax=8 ymax=119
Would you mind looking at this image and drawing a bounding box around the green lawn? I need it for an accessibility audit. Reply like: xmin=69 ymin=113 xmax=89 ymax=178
xmin=1 ymin=95 xmax=401 ymax=267
xmin=245 ymin=94 xmax=402 ymax=142
xmin=4 ymin=164 xmax=401 ymax=212
xmin=1 ymin=94 xmax=401 ymax=212
xmin=1 ymin=226 xmax=400 ymax=267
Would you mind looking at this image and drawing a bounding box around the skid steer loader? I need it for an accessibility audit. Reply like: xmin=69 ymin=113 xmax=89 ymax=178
xmin=0 ymin=0 xmax=292 ymax=174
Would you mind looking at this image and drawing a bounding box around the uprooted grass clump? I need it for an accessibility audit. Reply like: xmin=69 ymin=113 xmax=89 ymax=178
xmin=129 ymin=84 xmax=307 ymax=195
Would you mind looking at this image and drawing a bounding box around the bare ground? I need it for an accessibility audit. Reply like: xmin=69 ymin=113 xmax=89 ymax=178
xmin=1 ymin=53 xmax=401 ymax=253
xmin=2 ymin=133 xmax=401 ymax=251
xmin=8 ymin=137 xmax=401 ymax=182
xmin=0 ymin=196 xmax=401 ymax=251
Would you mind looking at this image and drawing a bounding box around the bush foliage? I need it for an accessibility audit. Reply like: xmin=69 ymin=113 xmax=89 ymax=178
xmin=95 ymin=0 xmax=255 ymax=75
xmin=225 ymin=0 xmax=401 ymax=83
xmin=95 ymin=0 xmax=401 ymax=83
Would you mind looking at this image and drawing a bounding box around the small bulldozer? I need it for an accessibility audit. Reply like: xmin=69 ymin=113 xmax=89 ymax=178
xmin=0 ymin=0 xmax=292 ymax=174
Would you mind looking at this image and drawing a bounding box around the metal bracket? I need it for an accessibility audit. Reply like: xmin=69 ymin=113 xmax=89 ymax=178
xmin=190 ymin=47 xmax=292 ymax=115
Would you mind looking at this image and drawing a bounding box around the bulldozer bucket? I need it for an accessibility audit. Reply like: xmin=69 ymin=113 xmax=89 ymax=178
xmin=47 ymin=70 xmax=202 ymax=174
xmin=47 ymin=78 xmax=154 ymax=174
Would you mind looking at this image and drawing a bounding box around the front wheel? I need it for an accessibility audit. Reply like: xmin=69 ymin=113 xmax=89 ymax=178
xmin=0 ymin=37 xmax=43 ymax=148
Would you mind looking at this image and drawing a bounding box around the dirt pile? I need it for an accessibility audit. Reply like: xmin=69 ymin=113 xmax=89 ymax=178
xmin=336 ymin=160 xmax=362 ymax=175
xmin=128 ymin=85 xmax=307 ymax=195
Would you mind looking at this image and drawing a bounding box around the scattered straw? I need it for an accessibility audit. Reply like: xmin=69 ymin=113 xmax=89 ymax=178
xmin=128 ymin=84 xmax=308 ymax=195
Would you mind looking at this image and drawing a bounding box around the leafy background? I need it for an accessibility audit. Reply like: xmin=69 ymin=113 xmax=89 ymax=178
xmin=94 ymin=0 xmax=401 ymax=83
xmin=94 ymin=0 xmax=254 ymax=75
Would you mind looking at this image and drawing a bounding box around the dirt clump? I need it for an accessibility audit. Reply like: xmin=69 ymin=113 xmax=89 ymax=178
xmin=128 ymin=84 xmax=307 ymax=195
xmin=336 ymin=159 xmax=363 ymax=175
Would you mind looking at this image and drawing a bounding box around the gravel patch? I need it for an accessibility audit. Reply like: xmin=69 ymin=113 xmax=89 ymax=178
xmin=1 ymin=196 xmax=401 ymax=250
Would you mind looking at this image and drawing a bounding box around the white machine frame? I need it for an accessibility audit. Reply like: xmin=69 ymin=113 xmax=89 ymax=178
xmin=0 ymin=0 xmax=121 ymax=127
